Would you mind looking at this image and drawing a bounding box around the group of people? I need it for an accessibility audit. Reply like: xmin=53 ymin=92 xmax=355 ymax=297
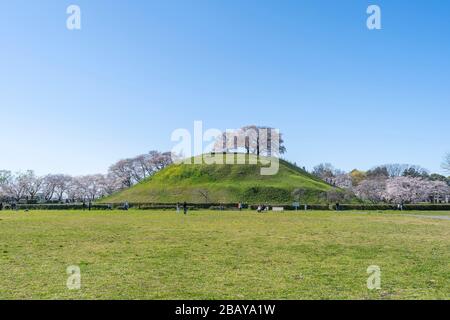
xmin=176 ymin=202 xmax=188 ymax=215
xmin=0 ymin=202 xmax=17 ymax=210
xmin=81 ymin=201 xmax=92 ymax=211
xmin=175 ymin=202 xmax=245 ymax=214
xmin=174 ymin=202 xmax=267 ymax=213
xmin=256 ymin=205 xmax=269 ymax=213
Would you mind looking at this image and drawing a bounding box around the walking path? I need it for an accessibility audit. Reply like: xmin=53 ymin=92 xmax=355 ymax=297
xmin=403 ymin=214 xmax=450 ymax=221
xmin=345 ymin=212 xmax=450 ymax=221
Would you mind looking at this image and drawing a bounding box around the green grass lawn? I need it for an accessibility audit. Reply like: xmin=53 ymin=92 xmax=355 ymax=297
xmin=0 ymin=210 xmax=448 ymax=300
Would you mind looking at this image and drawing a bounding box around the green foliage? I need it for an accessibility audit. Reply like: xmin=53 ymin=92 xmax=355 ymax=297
xmin=403 ymin=204 xmax=450 ymax=211
xmin=242 ymin=187 xmax=291 ymax=203
xmin=350 ymin=169 xmax=367 ymax=186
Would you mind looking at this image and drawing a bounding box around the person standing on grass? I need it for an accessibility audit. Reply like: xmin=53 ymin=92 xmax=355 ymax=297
xmin=0 ymin=202 xmax=3 ymax=211
xmin=88 ymin=201 xmax=92 ymax=211
xmin=82 ymin=201 xmax=86 ymax=211
xmin=183 ymin=202 xmax=188 ymax=215
xmin=238 ymin=202 xmax=242 ymax=211
xmin=176 ymin=202 xmax=180 ymax=214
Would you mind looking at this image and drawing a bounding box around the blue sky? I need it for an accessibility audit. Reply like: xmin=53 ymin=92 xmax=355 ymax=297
xmin=1 ymin=0 xmax=449 ymax=175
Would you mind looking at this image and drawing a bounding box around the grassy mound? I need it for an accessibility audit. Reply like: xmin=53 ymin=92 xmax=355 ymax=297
xmin=101 ymin=154 xmax=335 ymax=204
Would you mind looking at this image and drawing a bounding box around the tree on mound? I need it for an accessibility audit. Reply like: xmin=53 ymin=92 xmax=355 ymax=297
xmin=213 ymin=125 xmax=286 ymax=157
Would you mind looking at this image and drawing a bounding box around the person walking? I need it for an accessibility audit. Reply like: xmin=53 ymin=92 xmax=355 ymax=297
xmin=183 ymin=202 xmax=188 ymax=215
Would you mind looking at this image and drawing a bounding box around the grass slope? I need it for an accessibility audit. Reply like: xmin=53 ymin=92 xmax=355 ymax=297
xmin=0 ymin=210 xmax=448 ymax=299
xmin=102 ymin=154 xmax=334 ymax=204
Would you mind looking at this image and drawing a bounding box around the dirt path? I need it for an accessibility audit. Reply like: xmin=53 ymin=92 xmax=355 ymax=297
xmin=403 ymin=215 xmax=450 ymax=221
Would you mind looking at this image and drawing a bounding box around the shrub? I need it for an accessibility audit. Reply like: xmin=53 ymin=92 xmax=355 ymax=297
xmin=403 ymin=204 xmax=450 ymax=211
xmin=336 ymin=204 xmax=398 ymax=211
xmin=8 ymin=202 xmax=450 ymax=211
xmin=15 ymin=204 xmax=112 ymax=210
xmin=334 ymin=204 xmax=450 ymax=211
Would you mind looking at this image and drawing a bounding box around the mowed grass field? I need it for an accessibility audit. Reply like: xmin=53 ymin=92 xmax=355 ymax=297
xmin=0 ymin=210 xmax=448 ymax=300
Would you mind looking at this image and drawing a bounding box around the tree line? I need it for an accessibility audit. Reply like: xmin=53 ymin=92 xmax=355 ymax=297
xmin=0 ymin=151 xmax=172 ymax=203
xmin=311 ymin=155 xmax=450 ymax=204
xmin=1 ymin=136 xmax=449 ymax=205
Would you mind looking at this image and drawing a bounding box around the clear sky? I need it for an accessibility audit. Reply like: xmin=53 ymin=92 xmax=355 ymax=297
xmin=1 ymin=0 xmax=449 ymax=175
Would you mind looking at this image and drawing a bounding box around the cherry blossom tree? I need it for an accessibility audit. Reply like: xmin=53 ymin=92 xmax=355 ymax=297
xmin=354 ymin=178 xmax=386 ymax=203
xmin=22 ymin=170 xmax=44 ymax=201
xmin=312 ymin=163 xmax=337 ymax=181
xmin=0 ymin=170 xmax=12 ymax=200
xmin=41 ymin=174 xmax=59 ymax=201
xmin=149 ymin=151 xmax=173 ymax=171
xmin=54 ymin=175 xmax=73 ymax=201
xmin=331 ymin=173 xmax=353 ymax=189
xmin=109 ymin=151 xmax=173 ymax=188
xmin=108 ymin=159 xmax=135 ymax=188
xmin=384 ymin=176 xmax=430 ymax=204
xmin=100 ymin=173 xmax=123 ymax=196
xmin=1 ymin=172 xmax=29 ymax=201
xmin=213 ymin=126 xmax=286 ymax=157
xmin=427 ymin=180 xmax=450 ymax=203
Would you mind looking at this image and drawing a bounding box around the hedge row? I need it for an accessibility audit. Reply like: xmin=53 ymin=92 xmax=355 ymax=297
xmin=335 ymin=204 xmax=398 ymax=211
xmin=401 ymin=204 xmax=450 ymax=211
xmin=13 ymin=204 xmax=112 ymax=210
xmin=335 ymin=204 xmax=450 ymax=211
xmin=248 ymin=204 xmax=331 ymax=211
xmin=1 ymin=203 xmax=449 ymax=211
